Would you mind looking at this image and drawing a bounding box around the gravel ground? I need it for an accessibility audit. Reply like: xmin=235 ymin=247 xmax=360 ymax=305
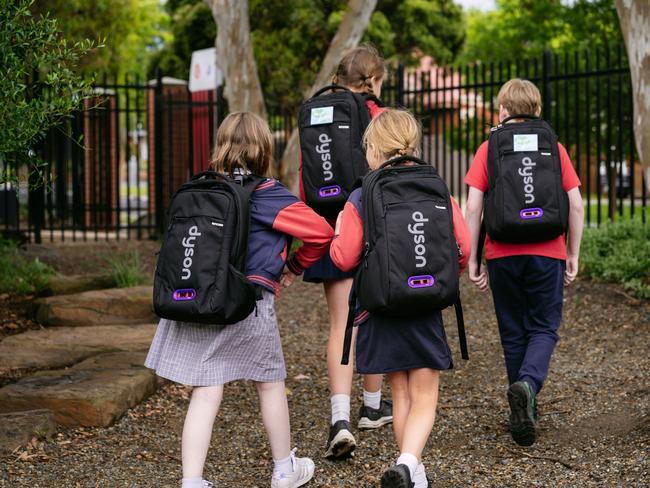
xmin=0 ymin=242 xmax=648 ymax=487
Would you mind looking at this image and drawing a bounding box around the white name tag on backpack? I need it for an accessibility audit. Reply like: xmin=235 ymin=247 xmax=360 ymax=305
xmin=311 ymin=106 xmax=334 ymax=125
xmin=513 ymin=134 xmax=538 ymax=152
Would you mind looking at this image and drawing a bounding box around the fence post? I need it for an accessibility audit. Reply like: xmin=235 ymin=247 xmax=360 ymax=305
xmin=154 ymin=69 xmax=164 ymax=237
xmin=397 ymin=63 xmax=405 ymax=107
xmin=542 ymin=49 xmax=552 ymax=121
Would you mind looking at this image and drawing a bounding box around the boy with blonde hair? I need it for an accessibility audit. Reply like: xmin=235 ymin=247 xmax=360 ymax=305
xmin=464 ymin=79 xmax=584 ymax=446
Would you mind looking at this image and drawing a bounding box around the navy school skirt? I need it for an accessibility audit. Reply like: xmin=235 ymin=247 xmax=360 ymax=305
xmin=303 ymin=248 xmax=355 ymax=283
xmin=355 ymin=310 xmax=453 ymax=374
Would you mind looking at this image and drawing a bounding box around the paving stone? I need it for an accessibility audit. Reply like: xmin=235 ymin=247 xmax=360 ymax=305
xmin=0 ymin=409 xmax=56 ymax=452
xmin=0 ymin=352 xmax=159 ymax=427
xmin=0 ymin=324 xmax=157 ymax=379
xmin=33 ymin=286 xmax=156 ymax=326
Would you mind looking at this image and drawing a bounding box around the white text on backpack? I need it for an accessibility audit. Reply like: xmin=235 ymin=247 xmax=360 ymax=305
xmin=316 ymin=133 xmax=334 ymax=181
xmin=181 ymin=225 xmax=202 ymax=280
xmin=408 ymin=211 xmax=429 ymax=268
xmin=518 ymin=157 xmax=536 ymax=204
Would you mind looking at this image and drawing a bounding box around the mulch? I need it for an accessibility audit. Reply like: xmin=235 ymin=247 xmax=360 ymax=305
xmin=0 ymin=242 xmax=648 ymax=487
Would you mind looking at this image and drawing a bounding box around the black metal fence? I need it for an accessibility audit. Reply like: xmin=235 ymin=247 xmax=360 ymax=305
xmin=1 ymin=46 xmax=646 ymax=243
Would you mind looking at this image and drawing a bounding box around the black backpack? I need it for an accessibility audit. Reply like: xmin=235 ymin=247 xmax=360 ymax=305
xmin=299 ymin=84 xmax=376 ymax=218
xmin=341 ymin=156 xmax=468 ymax=364
xmin=484 ymin=115 xmax=569 ymax=243
xmin=153 ymin=171 xmax=263 ymax=325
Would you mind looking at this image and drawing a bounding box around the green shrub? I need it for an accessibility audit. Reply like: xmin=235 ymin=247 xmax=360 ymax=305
xmin=580 ymin=221 xmax=650 ymax=299
xmin=106 ymin=250 xmax=149 ymax=288
xmin=0 ymin=239 xmax=55 ymax=295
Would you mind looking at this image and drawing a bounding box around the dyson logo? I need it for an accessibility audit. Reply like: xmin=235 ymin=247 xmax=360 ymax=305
xmin=518 ymin=156 xmax=536 ymax=204
xmin=181 ymin=225 xmax=201 ymax=280
xmin=408 ymin=211 xmax=429 ymax=268
xmin=316 ymin=133 xmax=333 ymax=181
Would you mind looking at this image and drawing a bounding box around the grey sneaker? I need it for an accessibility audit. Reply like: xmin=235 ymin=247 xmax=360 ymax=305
xmin=507 ymin=381 xmax=537 ymax=446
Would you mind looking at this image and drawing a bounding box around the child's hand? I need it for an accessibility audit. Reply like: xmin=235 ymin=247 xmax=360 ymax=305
xmin=280 ymin=266 xmax=298 ymax=288
xmin=564 ymin=254 xmax=579 ymax=285
xmin=334 ymin=211 xmax=344 ymax=236
xmin=468 ymin=260 xmax=489 ymax=292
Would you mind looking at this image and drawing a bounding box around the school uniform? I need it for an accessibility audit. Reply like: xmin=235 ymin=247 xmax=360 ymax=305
xmin=329 ymin=187 xmax=470 ymax=374
xmin=145 ymin=178 xmax=334 ymax=386
xmin=465 ymin=140 xmax=581 ymax=394
xmin=301 ymin=97 xmax=385 ymax=283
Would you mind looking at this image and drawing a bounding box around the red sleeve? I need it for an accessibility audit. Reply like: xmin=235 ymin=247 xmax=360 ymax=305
xmin=329 ymin=202 xmax=364 ymax=272
xmin=464 ymin=141 xmax=489 ymax=192
xmin=451 ymin=197 xmax=470 ymax=274
xmin=558 ymin=142 xmax=581 ymax=191
xmin=366 ymin=99 xmax=386 ymax=119
xmin=272 ymin=202 xmax=334 ymax=274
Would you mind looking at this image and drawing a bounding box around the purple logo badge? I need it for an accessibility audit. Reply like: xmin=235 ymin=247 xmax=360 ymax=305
xmin=173 ymin=289 xmax=196 ymax=301
xmin=319 ymin=185 xmax=342 ymax=198
xmin=408 ymin=275 xmax=435 ymax=288
xmin=520 ymin=208 xmax=544 ymax=220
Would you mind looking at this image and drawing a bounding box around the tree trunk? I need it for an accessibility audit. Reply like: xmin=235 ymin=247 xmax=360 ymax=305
xmin=616 ymin=0 xmax=650 ymax=187
xmin=279 ymin=0 xmax=378 ymax=191
xmin=204 ymin=0 xmax=267 ymax=120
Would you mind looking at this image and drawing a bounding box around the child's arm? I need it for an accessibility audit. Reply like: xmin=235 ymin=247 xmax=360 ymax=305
xmin=330 ymin=201 xmax=364 ymax=272
xmin=451 ymin=197 xmax=471 ymax=274
xmin=273 ymin=201 xmax=334 ymax=276
xmin=465 ymin=186 xmax=489 ymax=291
xmin=565 ymin=187 xmax=584 ymax=285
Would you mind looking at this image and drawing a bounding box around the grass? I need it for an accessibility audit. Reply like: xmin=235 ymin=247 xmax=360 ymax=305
xmin=584 ymin=201 xmax=641 ymax=224
xmin=105 ymin=250 xmax=149 ymax=288
xmin=0 ymin=239 xmax=56 ymax=295
xmin=580 ymin=221 xmax=650 ymax=299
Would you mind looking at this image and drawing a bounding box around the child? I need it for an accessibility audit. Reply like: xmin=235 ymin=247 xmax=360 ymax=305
xmin=300 ymin=44 xmax=391 ymax=458
xmin=464 ymin=78 xmax=584 ymax=446
xmin=330 ymin=109 xmax=470 ymax=488
xmin=145 ymin=112 xmax=334 ymax=488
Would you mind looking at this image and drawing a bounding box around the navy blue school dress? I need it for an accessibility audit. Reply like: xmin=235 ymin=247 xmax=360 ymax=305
xmin=329 ymin=188 xmax=471 ymax=373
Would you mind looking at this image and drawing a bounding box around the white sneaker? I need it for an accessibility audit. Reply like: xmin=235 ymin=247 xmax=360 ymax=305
xmin=271 ymin=448 xmax=315 ymax=488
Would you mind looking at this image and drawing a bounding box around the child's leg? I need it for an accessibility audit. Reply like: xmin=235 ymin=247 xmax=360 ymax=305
xmin=182 ymin=385 xmax=224 ymax=479
xmin=399 ymin=368 xmax=440 ymax=458
xmin=487 ymin=258 xmax=528 ymax=385
xmin=255 ymin=380 xmax=291 ymax=462
xmin=387 ymin=371 xmax=410 ymax=449
xmin=519 ymin=257 xmax=564 ymax=394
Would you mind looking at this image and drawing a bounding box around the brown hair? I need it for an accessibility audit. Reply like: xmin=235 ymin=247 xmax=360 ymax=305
xmin=332 ymin=44 xmax=385 ymax=94
xmin=210 ymin=112 xmax=273 ymax=176
xmin=497 ymin=78 xmax=542 ymax=116
xmin=363 ymin=108 xmax=421 ymax=161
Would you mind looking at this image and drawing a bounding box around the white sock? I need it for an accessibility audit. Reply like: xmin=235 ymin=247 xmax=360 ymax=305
xmin=414 ymin=463 xmax=427 ymax=488
xmin=363 ymin=389 xmax=381 ymax=410
xmin=273 ymin=453 xmax=294 ymax=476
xmin=396 ymin=452 xmax=419 ymax=480
xmin=181 ymin=478 xmax=204 ymax=488
xmin=331 ymin=394 xmax=351 ymax=424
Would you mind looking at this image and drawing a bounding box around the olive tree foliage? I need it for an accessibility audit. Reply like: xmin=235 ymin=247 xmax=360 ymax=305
xmin=616 ymin=0 xmax=650 ymax=184
xmin=0 ymin=0 xmax=95 ymax=187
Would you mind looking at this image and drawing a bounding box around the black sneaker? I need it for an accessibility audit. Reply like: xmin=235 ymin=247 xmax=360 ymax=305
xmin=427 ymin=477 xmax=432 ymax=488
xmin=507 ymin=381 xmax=537 ymax=446
xmin=380 ymin=464 xmax=414 ymax=488
xmin=324 ymin=420 xmax=356 ymax=459
xmin=358 ymin=399 xmax=393 ymax=429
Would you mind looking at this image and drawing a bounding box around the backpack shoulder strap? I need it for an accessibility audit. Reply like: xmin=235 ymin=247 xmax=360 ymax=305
xmin=455 ymin=295 xmax=469 ymax=360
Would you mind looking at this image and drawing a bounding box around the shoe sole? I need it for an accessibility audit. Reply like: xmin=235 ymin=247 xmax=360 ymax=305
xmin=292 ymin=467 xmax=315 ymax=488
xmin=508 ymin=383 xmax=536 ymax=447
xmin=324 ymin=429 xmax=356 ymax=459
xmin=380 ymin=468 xmax=410 ymax=488
xmin=358 ymin=415 xmax=393 ymax=430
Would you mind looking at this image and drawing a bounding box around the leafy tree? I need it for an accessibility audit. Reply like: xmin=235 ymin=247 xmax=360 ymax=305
xmin=0 ymin=0 xmax=95 ymax=186
xmin=152 ymin=0 xmax=466 ymax=112
xmin=459 ymin=0 xmax=623 ymax=65
xmin=31 ymin=0 xmax=169 ymax=77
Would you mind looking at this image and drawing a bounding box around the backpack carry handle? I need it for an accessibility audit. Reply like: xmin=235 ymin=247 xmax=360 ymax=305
xmin=311 ymin=84 xmax=351 ymax=98
xmin=379 ymin=155 xmax=428 ymax=169
xmin=500 ymin=114 xmax=539 ymax=125
xmin=190 ymin=170 xmax=226 ymax=182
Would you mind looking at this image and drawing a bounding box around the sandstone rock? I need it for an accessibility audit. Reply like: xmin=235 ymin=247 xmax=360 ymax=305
xmin=34 ymin=286 xmax=156 ymax=326
xmin=0 ymin=409 xmax=56 ymax=452
xmin=0 ymin=352 xmax=158 ymax=427
xmin=43 ymin=274 xmax=116 ymax=296
xmin=0 ymin=323 xmax=157 ymax=379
